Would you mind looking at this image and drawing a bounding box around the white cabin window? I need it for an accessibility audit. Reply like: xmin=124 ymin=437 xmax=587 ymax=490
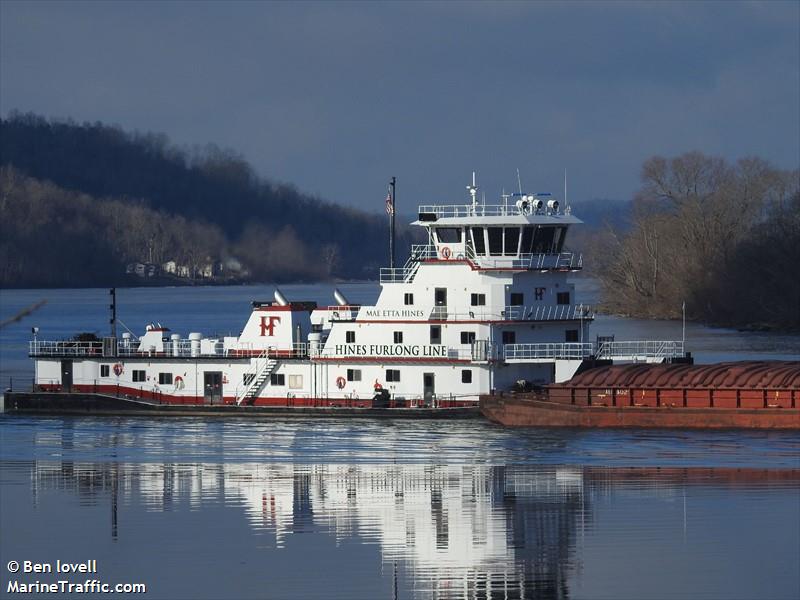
xmin=394 ymin=331 xmax=403 ymax=344
xmin=470 ymin=293 xmax=486 ymax=306
xmin=460 ymin=331 xmax=476 ymax=344
xmin=288 ymin=375 xmax=303 ymax=389
xmin=461 ymin=369 xmax=472 ymax=384
xmin=347 ymin=369 xmax=361 ymax=382
xmin=100 ymin=365 xmax=110 ymax=377
xmin=270 ymin=373 xmax=285 ymax=386
xmin=404 ymin=293 xmax=414 ymax=305
xmin=132 ymin=370 xmax=146 ymax=382
xmin=346 ymin=331 xmax=356 ymax=343
xmin=158 ymin=372 xmax=173 ymax=385
xmin=386 ymin=369 xmax=400 ymax=382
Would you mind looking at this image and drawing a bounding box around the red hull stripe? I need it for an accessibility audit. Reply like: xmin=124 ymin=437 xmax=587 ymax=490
xmin=36 ymin=383 xmax=475 ymax=409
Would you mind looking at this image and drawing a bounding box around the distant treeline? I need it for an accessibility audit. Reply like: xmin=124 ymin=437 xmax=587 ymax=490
xmin=0 ymin=112 xmax=417 ymax=287
xmin=592 ymin=152 xmax=800 ymax=330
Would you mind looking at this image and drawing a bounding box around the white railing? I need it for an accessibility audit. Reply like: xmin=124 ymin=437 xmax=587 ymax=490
xmin=418 ymin=203 xmax=564 ymax=218
xmin=503 ymin=340 xmax=685 ymax=361
xmin=503 ymin=343 xmax=593 ymax=360
xmin=503 ymin=304 xmax=593 ymax=322
xmin=379 ymin=245 xmax=437 ymax=283
xmin=596 ymin=340 xmax=685 ymax=360
xmin=425 ymin=304 xmax=593 ymax=322
xmin=379 ymin=246 xmax=582 ymax=282
xmin=29 ymin=340 xmax=104 ymax=357
xmin=30 ymin=339 xmax=685 ymax=363
xmin=30 ymin=340 xmax=310 ymax=359
xmin=474 ymin=252 xmax=582 ymax=271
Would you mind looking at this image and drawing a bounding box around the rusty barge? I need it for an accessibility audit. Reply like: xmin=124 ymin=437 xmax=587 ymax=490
xmin=480 ymin=361 xmax=800 ymax=429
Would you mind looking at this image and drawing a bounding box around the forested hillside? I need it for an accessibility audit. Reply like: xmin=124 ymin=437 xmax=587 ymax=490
xmin=592 ymin=152 xmax=800 ymax=329
xmin=0 ymin=112 xmax=416 ymax=287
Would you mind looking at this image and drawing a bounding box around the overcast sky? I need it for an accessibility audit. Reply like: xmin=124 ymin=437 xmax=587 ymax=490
xmin=1 ymin=1 xmax=798 ymax=214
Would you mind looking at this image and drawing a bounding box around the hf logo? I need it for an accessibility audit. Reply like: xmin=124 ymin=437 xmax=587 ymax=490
xmin=259 ymin=316 xmax=281 ymax=336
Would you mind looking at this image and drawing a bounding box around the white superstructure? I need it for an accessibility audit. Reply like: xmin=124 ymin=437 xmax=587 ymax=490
xmin=30 ymin=175 xmax=685 ymax=408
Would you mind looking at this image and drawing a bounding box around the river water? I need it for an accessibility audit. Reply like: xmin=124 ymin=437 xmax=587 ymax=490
xmin=0 ymin=283 xmax=798 ymax=599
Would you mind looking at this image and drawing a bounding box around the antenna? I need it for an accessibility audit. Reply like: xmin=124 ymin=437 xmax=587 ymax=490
xmin=564 ymin=169 xmax=568 ymax=207
xmin=466 ymin=171 xmax=478 ymax=210
xmin=516 ymin=169 xmax=523 ymax=194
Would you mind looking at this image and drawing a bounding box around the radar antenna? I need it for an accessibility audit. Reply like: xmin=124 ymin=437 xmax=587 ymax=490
xmin=516 ymin=169 xmax=523 ymax=194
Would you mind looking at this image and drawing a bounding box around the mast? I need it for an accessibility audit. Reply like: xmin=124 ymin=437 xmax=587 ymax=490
xmin=389 ymin=176 xmax=396 ymax=270
xmin=109 ymin=287 xmax=117 ymax=338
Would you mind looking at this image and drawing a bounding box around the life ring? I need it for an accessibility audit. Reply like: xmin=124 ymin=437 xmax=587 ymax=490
xmin=374 ymin=379 xmax=383 ymax=391
xmin=440 ymin=246 xmax=452 ymax=260
xmin=112 ymin=363 xmax=124 ymax=376
xmin=174 ymin=375 xmax=185 ymax=391
xmin=336 ymin=376 xmax=346 ymax=389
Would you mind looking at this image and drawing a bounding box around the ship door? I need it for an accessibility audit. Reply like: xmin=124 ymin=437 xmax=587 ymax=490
xmin=433 ymin=288 xmax=448 ymax=319
xmin=60 ymin=360 xmax=73 ymax=392
xmin=203 ymin=371 xmax=223 ymax=405
xmin=423 ymin=372 xmax=435 ymax=406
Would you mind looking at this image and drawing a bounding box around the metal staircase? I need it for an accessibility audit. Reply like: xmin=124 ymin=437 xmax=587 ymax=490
xmin=236 ymin=351 xmax=279 ymax=405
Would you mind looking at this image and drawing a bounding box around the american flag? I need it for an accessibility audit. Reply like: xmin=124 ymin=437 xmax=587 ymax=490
xmin=385 ymin=189 xmax=394 ymax=215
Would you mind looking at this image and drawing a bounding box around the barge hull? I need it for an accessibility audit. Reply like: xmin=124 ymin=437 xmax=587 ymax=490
xmin=3 ymin=392 xmax=480 ymax=419
xmin=480 ymin=396 xmax=799 ymax=429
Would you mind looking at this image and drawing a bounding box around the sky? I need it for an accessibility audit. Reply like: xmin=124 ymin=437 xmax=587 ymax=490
xmin=1 ymin=1 xmax=798 ymax=214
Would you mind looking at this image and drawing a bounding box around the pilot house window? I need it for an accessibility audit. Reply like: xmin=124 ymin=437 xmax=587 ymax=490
xmin=504 ymin=227 xmax=520 ymax=255
xmin=471 ymin=227 xmax=486 ymax=255
xmin=436 ymin=228 xmax=461 ymax=243
xmin=487 ymin=228 xmax=503 ymax=256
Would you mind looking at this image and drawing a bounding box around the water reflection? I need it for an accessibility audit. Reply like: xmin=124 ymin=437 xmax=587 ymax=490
xmin=18 ymin=458 xmax=799 ymax=600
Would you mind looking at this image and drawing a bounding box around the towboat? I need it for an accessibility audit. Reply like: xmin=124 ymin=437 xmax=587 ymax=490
xmin=18 ymin=175 xmax=689 ymax=414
